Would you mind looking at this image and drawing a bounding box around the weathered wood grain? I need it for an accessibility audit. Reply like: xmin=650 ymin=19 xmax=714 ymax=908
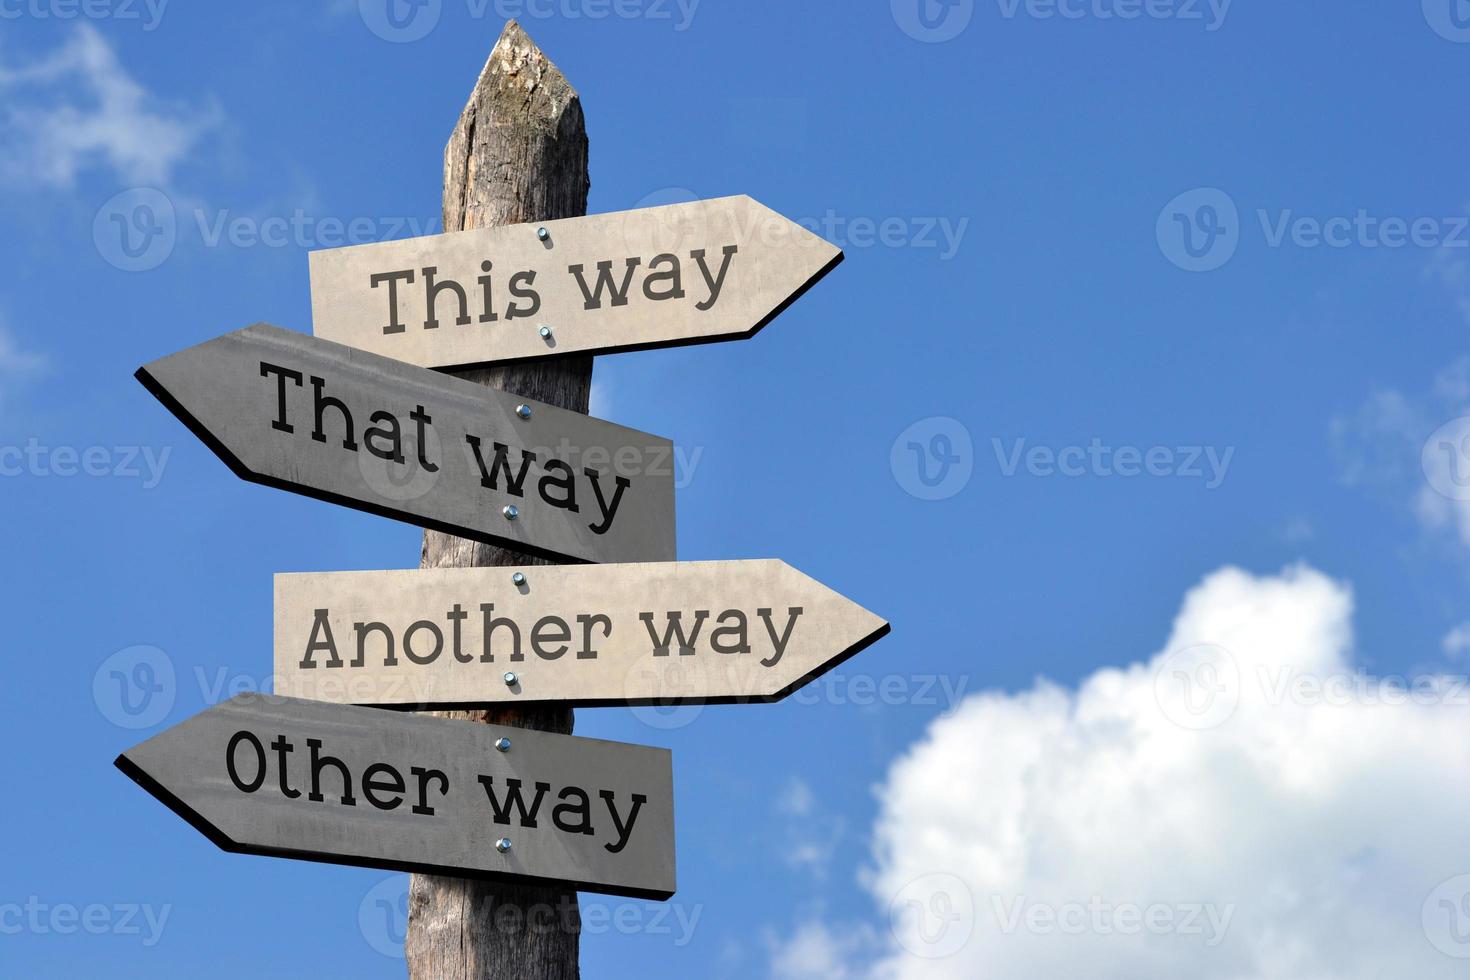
xmin=408 ymin=21 xmax=593 ymax=980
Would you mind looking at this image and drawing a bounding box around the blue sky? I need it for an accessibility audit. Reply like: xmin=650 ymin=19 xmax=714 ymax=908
xmin=6 ymin=1 xmax=1470 ymax=977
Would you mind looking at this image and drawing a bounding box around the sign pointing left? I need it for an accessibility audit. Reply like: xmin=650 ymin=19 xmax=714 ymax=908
xmin=136 ymin=323 xmax=676 ymax=564
xmin=115 ymin=694 xmax=676 ymax=899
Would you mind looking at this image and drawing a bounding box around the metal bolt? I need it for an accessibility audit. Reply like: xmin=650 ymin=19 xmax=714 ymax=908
xmin=515 ymin=404 xmax=532 ymax=420
xmin=536 ymin=227 xmax=549 ymax=241
xmin=502 ymin=505 xmax=519 ymax=521
xmin=496 ymin=837 xmax=512 ymax=853
xmin=495 ymin=737 xmax=511 ymax=752
xmin=538 ymin=325 xmax=552 ymax=339
xmin=504 ymin=671 xmax=518 ymax=686
xmin=512 ymin=572 xmax=527 ymax=586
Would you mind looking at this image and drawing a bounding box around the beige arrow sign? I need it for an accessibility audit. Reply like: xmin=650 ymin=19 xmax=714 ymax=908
xmin=273 ymin=560 xmax=889 ymax=709
xmin=308 ymin=195 xmax=843 ymax=370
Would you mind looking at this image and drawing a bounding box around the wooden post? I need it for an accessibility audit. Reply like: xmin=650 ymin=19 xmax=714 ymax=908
xmin=405 ymin=20 xmax=589 ymax=980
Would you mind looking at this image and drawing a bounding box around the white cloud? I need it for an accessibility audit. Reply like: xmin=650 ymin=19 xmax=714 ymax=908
xmin=779 ymin=777 xmax=816 ymax=817
xmin=589 ymin=378 xmax=613 ymax=418
xmin=0 ymin=25 xmax=218 ymax=189
xmin=776 ymin=776 xmax=844 ymax=879
xmin=767 ymin=921 xmax=866 ymax=980
xmin=769 ymin=564 xmax=1470 ymax=979
xmin=0 ymin=325 xmax=44 ymax=375
xmin=1332 ymin=360 xmax=1470 ymax=548
xmin=1444 ymin=623 xmax=1470 ymax=662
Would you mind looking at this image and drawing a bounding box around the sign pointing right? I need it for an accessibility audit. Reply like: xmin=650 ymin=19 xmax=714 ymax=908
xmin=308 ymin=196 xmax=844 ymax=370
xmin=273 ymin=560 xmax=889 ymax=709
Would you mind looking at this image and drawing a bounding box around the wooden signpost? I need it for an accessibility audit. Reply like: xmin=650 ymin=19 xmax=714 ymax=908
xmin=120 ymin=20 xmax=886 ymax=978
xmin=136 ymin=322 xmax=676 ymax=564
xmin=273 ymin=560 xmax=890 ymax=709
xmin=309 ymin=196 xmax=844 ymax=371
xmin=115 ymin=694 xmax=676 ymax=899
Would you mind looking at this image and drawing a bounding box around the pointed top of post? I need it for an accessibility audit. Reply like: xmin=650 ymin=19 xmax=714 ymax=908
xmin=444 ymin=19 xmax=588 ymax=231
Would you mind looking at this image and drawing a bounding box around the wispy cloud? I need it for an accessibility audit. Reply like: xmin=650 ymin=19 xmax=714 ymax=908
xmin=1331 ymin=359 xmax=1470 ymax=548
xmin=0 ymin=25 xmax=219 ymax=189
xmin=0 ymin=325 xmax=44 ymax=375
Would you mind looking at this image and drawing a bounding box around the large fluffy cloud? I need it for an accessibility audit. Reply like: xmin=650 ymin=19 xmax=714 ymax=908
xmin=775 ymin=565 xmax=1470 ymax=978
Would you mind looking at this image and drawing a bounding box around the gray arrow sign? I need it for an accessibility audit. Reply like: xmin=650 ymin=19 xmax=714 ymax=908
xmin=115 ymin=694 xmax=676 ymax=899
xmin=136 ymin=323 xmax=676 ymax=564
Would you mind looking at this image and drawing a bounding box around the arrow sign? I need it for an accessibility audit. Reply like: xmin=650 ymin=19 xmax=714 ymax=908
xmin=115 ymin=694 xmax=676 ymax=899
xmin=272 ymin=560 xmax=889 ymax=709
xmin=308 ymin=195 xmax=843 ymax=370
xmin=136 ymin=323 xmax=676 ymax=564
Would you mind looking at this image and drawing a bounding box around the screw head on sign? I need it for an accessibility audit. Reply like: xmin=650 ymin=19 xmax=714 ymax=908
xmin=512 ymin=572 xmax=527 ymax=586
xmin=538 ymin=325 xmax=552 ymax=339
xmin=536 ymin=227 xmax=549 ymax=241
xmin=515 ymin=404 xmax=532 ymax=420
xmin=504 ymin=671 xmax=518 ymax=686
xmin=496 ymin=838 xmax=512 ymax=853
xmin=503 ymin=505 xmax=519 ymax=521
xmin=495 ymin=737 xmax=511 ymax=752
